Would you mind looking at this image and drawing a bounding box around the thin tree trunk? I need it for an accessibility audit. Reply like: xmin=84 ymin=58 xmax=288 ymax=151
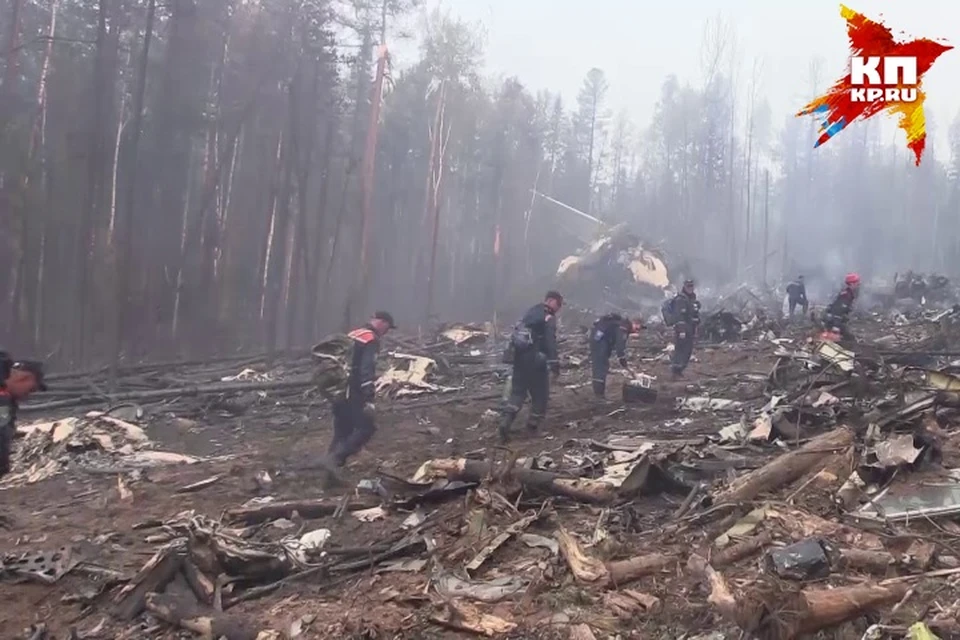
xmin=30 ymin=0 xmax=59 ymax=348
xmin=762 ymin=169 xmax=770 ymax=285
xmin=171 ymin=147 xmax=197 ymax=343
xmin=73 ymin=0 xmax=112 ymax=365
xmin=286 ymin=48 xmax=320 ymax=347
xmin=259 ymin=128 xmax=285 ymax=356
xmin=112 ymin=0 xmax=155 ymax=376
xmin=307 ymin=117 xmax=335 ymax=336
xmin=349 ymin=43 xmax=387 ymax=322
xmin=425 ymin=86 xmax=449 ymax=324
xmin=1 ymin=0 xmax=24 ymax=105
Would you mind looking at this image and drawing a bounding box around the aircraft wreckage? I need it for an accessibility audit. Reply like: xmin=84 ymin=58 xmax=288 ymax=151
xmin=533 ymin=191 xmax=672 ymax=310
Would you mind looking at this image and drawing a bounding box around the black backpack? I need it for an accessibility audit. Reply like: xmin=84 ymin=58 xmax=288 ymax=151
xmin=510 ymin=323 xmax=535 ymax=351
xmin=661 ymin=298 xmax=679 ymax=326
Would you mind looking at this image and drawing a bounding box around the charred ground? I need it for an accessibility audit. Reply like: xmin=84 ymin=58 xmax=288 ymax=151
xmin=4 ymin=302 xmax=960 ymax=639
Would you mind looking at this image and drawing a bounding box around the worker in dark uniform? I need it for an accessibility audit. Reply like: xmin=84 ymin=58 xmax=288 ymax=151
xmin=786 ymin=275 xmax=808 ymax=317
xmin=326 ymin=311 xmax=395 ymax=467
xmin=499 ymin=291 xmax=562 ymax=443
xmin=589 ymin=313 xmax=636 ymax=398
xmin=0 ymin=356 xmax=47 ymax=478
xmin=671 ymin=279 xmax=701 ymax=379
xmin=822 ymin=273 xmax=860 ymax=340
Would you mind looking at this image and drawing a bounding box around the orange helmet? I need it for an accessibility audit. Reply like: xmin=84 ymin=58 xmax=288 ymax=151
xmin=845 ymin=273 xmax=861 ymax=286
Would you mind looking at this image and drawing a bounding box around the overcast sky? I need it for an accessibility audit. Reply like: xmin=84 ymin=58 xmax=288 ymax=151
xmin=391 ymin=0 xmax=959 ymax=158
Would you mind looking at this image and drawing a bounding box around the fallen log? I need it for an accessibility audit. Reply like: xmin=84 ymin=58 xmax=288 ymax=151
xmin=704 ymin=564 xmax=740 ymax=624
xmin=795 ymin=584 xmax=908 ymax=636
xmin=421 ymin=458 xmax=656 ymax=504
xmin=182 ymin=559 xmax=216 ymax=605
xmin=607 ymin=553 xmax=676 ymax=585
xmin=714 ymin=426 xmax=855 ymax=503
xmin=45 ymin=351 xmax=281 ymax=382
xmin=556 ymin=529 xmax=675 ymax=587
xmin=836 ymin=548 xmax=898 ymax=575
xmin=224 ymin=496 xmax=381 ymax=524
xmin=701 ymin=559 xmax=908 ymax=639
xmin=145 ymin=592 xmax=260 ymax=640
xmin=113 ymin=547 xmax=184 ymax=620
xmin=711 ymin=532 xmax=773 ymax=568
xmin=394 ymin=391 xmax=501 ymax=411
xmin=21 ymin=378 xmax=315 ymax=412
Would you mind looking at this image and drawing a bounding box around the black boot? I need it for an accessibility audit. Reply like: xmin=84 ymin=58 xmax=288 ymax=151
xmin=592 ymin=381 xmax=605 ymax=398
xmin=526 ymin=415 xmax=543 ymax=433
xmin=498 ymin=411 xmax=516 ymax=443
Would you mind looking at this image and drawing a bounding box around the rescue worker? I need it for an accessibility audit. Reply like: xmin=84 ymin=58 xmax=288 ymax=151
xmin=670 ymin=279 xmax=701 ymax=379
xmin=1 ymin=356 xmax=47 ymax=478
xmin=822 ymin=273 xmax=860 ymax=340
xmin=326 ymin=311 xmax=395 ymax=468
xmin=786 ymin=275 xmax=808 ymax=317
xmin=589 ymin=313 xmax=637 ymax=398
xmin=499 ymin=291 xmax=562 ymax=443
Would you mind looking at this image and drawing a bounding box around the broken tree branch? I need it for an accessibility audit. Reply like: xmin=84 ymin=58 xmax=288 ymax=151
xmin=145 ymin=592 xmax=261 ymax=640
xmin=112 ymin=546 xmax=184 ymax=620
xmin=711 ymin=532 xmax=773 ymax=568
xmin=21 ymin=378 xmax=315 ymax=412
xmin=555 ymin=528 xmax=675 ymax=587
xmin=420 ymin=458 xmax=639 ymax=504
xmin=224 ymin=496 xmax=381 ymax=524
xmin=795 ymin=584 xmax=909 ymax=636
xmin=714 ymin=426 xmax=854 ymax=503
xmin=700 ymin=557 xmax=908 ymax=639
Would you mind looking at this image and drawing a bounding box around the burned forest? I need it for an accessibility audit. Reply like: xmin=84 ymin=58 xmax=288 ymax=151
xmin=7 ymin=1 xmax=960 ymax=639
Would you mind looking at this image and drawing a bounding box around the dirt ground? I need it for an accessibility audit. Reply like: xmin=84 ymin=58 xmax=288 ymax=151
xmin=1 ymin=322 xmax=943 ymax=639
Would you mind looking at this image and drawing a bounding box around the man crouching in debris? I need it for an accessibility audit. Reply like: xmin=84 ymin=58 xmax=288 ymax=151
xmin=325 ymin=311 xmax=396 ymax=468
xmin=821 ymin=273 xmax=860 ymax=341
xmin=498 ymin=291 xmax=563 ymax=443
xmin=786 ymin=275 xmax=808 ymax=318
xmin=0 ymin=355 xmax=47 ymax=478
xmin=589 ymin=313 xmax=639 ymax=398
xmin=668 ymin=279 xmax=701 ymax=379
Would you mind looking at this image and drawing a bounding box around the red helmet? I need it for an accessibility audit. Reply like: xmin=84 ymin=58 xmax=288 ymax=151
xmin=845 ymin=273 xmax=860 ymax=285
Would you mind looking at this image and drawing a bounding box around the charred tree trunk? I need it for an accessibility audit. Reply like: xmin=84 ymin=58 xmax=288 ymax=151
xmin=306 ymin=116 xmax=336 ymax=337
xmin=73 ymin=0 xmax=114 ymax=365
xmin=25 ymin=0 xmax=60 ymax=350
xmin=113 ymin=0 xmax=156 ymax=378
xmin=323 ymin=29 xmax=372 ymax=331
xmin=348 ymin=42 xmax=387 ymax=324
xmin=198 ymin=13 xmax=231 ymax=351
xmin=263 ymin=66 xmax=299 ymax=356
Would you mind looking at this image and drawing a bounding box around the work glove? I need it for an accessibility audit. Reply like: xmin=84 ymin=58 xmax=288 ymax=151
xmin=362 ymin=402 xmax=376 ymax=419
xmin=549 ymin=362 xmax=560 ymax=378
xmin=618 ymin=357 xmax=629 ymax=368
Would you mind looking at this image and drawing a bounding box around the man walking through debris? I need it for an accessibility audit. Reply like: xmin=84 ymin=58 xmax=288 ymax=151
xmin=822 ymin=273 xmax=860 ymax=340
xmin=786 ymin=275 xmax=808 ymax=318
xmin=499 ymin=291 xmax=563 ymax=442
xmin=589 ymin=313 xmax=640 ymax=398
xmin=325 ymin=311 xmax=396 ymax=468
xmin=0 ymin=354 xmax=47 ymax=478
xmin=666 ymin=279 xmax=701 ymax=379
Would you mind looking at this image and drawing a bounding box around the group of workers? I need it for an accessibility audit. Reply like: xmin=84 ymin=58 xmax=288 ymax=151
xmin=786 ymin=272 xmax=862 ymax=339
xmin=315 ymin=281 xmax=704 ymax=461
xmin=496 ymin=281 xmax=702 ymax=442
xmin=0 ymin=274 xmax=863 ymax=480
